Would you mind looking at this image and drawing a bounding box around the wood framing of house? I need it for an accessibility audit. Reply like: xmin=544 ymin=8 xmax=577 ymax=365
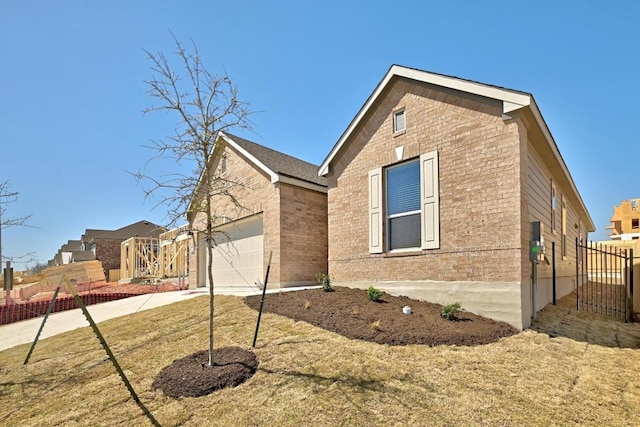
xmin=119 ymin=225 xmax=191 ymax=282
xmin=158 ymin=224 xmax=190 ymax=279
xmin=120 ymin=236 xmax=160 ymax=281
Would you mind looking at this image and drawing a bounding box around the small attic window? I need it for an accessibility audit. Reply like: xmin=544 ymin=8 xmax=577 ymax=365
xmin=220 ymin=154 xmax=227 ymax=174
xmin=393 ymin=109 xmax=406 ymax=134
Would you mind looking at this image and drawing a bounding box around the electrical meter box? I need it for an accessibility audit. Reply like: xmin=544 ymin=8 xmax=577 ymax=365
xmin=530 ymin=221 xmax=545 ymax=263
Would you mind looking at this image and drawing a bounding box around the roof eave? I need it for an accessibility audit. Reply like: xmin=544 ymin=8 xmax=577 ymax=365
xmin=219 ymin=132 xmax=280 ymax=182
xmin=278 ymin=174 xmax=327 ymax=194
xmin=522 ymin=99 xmax=596 ymax=232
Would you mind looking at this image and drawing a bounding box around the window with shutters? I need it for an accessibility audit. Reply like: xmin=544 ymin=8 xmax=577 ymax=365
xmin=386 ymin=159 xmax=421 ymax=250
xmin=368 ymin=150 xmax=439 ymax=253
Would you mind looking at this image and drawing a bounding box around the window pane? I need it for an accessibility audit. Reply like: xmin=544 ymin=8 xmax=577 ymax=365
xmin=386 ymin=160 xmax=420 ymax=215
xmin=394 ymin=110 xmax=405 ymax=132
xmin=389 ymin=213 xmax=420 ymax=249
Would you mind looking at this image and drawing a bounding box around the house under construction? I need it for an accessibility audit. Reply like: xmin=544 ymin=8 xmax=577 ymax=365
xmin=606 ymin=199 xmax=640 ymax=240
xmin=120 ymin=224 xmax=190 ymax=283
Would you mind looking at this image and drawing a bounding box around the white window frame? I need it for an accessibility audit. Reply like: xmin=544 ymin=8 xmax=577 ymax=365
xmin=393 ymin=108 xmax=406 ymax=134
xmin=385 ymin=159 xmax=421 ymax=252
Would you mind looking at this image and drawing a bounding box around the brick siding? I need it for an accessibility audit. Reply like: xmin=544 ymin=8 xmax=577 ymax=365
xmin=188 ymin=143 xmax=327 ymax=287
xmin=326 ymin=77 xmax=524 ymax=284
xmin=95 ymin=239 xmax=122 ymax=273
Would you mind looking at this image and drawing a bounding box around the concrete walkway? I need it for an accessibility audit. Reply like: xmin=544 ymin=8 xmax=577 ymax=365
xmin=0 ymin=285 xmax=315 ymax=352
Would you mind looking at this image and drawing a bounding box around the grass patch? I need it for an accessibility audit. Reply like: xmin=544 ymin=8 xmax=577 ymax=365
xmin=0 ymin=294 xmax=639 ymax=426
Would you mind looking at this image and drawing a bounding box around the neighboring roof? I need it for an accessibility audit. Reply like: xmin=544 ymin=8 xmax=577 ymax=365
xmin=70 ymin=251 xmax=95 ymax=262
xmin=81 ymin=229 xmax=109 ymax=244
xmin=217 ymin=132 xmax=327 ymax=193
xmin=318 ymin=64 xmax=594 ymax=231
xmin=61 ymin=240 xmax=82 ymax=252
xmin=90 ymin=220 xmax=164 ymax=241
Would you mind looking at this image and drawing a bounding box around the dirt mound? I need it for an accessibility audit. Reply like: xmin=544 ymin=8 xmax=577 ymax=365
xmin=152 ymin=347 xmax=259 ymax=398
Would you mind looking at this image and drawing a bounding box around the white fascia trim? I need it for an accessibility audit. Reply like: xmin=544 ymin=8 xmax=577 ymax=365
xmin=278 ymin=174 xmax=328 ymax=193
xmin=319 ymin=65 xmax=530 ymax=176
xmin=526 ymin=99 xmax=595 ymax=231
xmin=218 ymin=132 xmax=279 ymax=182
xmin=394 ymin=66 xmax=532 ymax=110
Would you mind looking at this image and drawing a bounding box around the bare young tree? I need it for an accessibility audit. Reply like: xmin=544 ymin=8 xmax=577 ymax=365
xmin=0 ymin=180 xmax=34 ymax=266
xmin=134 ymin=35 xmax=253 ymax=366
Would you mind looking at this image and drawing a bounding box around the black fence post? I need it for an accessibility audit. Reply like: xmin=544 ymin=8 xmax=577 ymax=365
xmin=575 ymin=237 xmax=579 ymax=311
xmin=552 ymin=241 xmax=556 ymax=305
xmin=629 ymin=248 xmax=634 ymax=322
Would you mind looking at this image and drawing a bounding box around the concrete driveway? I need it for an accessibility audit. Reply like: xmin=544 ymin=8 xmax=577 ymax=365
xmin=0 ymin=285 xmax=318 ymax=352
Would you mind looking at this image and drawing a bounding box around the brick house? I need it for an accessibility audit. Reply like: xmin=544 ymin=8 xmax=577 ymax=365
xmin=84 ymin=220 xmax=164 ymax=280
xmin=318 ymin=65 xmax=594 ymax=330
xmin=188 ymin=132 xmax=327 ymax=289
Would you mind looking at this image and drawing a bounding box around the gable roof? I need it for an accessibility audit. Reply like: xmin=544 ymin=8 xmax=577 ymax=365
xmin=90 ymin=220 xmax=164 ymax=242
xmin=61 ymin=240 xmax=82 ymax=252
xmin=319 ymin=64 xmax=594 ymax=231
xmin=81 ymin=229 xmax=109 ymax=244
xmin=219 ymin=132 xmax=327 ymax=193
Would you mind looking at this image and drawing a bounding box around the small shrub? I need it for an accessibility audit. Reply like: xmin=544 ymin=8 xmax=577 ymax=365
xmin=370 ymin=320 xmax=381 ymax=331
xmin=315 ymin=273 xmax=334 ymax=292
xmin=441 ymin=302 xmax=462 ymax=321
xmin=366 ymin=286 xmax=382 ymax=302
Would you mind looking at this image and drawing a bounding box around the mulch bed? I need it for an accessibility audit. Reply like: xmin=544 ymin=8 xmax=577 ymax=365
xmin=244 ymin=286 xmax=519 ymax=346
xmin=152 ymin=347 xmax=259 ymax=398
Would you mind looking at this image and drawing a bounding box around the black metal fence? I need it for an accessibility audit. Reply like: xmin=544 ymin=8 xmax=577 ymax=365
xmin=576 ymin=238 xmax=634 ymax=321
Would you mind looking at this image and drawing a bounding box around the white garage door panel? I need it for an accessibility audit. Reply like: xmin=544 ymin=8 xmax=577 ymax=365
xmin=208 ymin=216 xmax=263 ymax=287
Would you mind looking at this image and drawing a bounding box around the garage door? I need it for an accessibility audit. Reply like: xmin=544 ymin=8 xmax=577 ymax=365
xmin=203 ymin=215 xmax=264 ymax=287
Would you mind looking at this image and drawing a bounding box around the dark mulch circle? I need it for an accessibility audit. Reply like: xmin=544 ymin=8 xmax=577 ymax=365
xmin=152 ymin=346 xmax=259 ymax=398
xmin=245 ymin=287 xmax=518 ymax=346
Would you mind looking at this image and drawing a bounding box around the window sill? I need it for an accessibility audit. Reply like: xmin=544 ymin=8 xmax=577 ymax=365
xmin=382 ymin=249 xmax=424 ymax=258
xmin=393 ymin=129 xmax=406 ymax=138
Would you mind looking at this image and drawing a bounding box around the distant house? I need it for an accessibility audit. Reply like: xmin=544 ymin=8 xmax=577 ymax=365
xmin=606 ymin=199 xmax=640 ymax=240
xmin=188 ymin=132 xmax=328 ymax=289
xmin=54 ymin=240 xmax=83 ymax=265
xmin=318 ymin=65 xmax=594 ymax=330
xmin=49 ymin=221 xmax=164 ymax=281
xmin=84 ymin=220 xmax=164 ymax=278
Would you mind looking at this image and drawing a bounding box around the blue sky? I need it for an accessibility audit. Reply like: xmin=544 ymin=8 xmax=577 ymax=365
xmin=0 ymin=1 xmax=638 ymax=267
